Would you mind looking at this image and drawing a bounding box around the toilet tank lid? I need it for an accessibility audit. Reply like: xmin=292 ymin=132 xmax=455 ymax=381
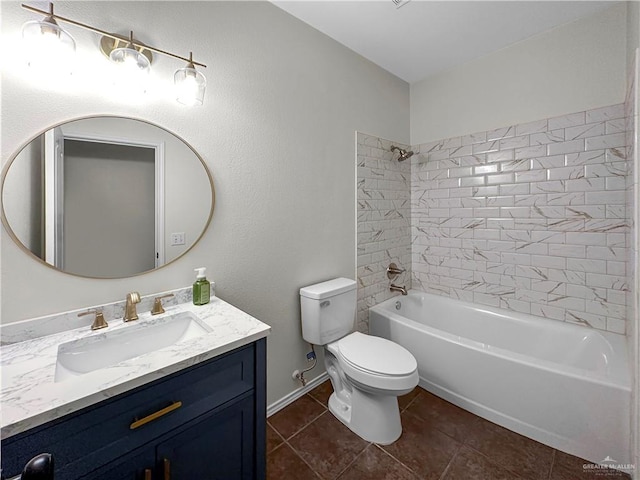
xmin=300 ymin=278 xmax=356 ymax=300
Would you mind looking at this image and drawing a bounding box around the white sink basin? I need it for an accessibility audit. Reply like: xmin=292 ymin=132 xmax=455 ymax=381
xmin=54 ymin=312 xmax=211 ymax=382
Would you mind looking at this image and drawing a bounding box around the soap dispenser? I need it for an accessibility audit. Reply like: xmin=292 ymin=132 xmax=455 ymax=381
xmin=193 ymin=267 xmax=211 ymax=306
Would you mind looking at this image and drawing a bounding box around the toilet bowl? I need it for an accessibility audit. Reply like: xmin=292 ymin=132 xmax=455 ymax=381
xmin=300 ymin=278 xmax=418 ymax=444
xmin=324 ymin=331 xmax=418 ymax=444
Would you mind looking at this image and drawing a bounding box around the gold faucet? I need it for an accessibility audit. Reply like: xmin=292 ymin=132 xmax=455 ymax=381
xmin=124 ymin=292 xmax=141 ymax=322
xmin=78 ymin=309 xmax=108 ymax=330
xmin=151 ymin=294 xmax=175 ymax=315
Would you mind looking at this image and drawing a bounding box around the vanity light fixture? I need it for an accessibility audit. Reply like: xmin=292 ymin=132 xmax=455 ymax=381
xmin=175 ymin=52 xmax=207 ymax=106
xmin=20 ymin=2 xmax=207 ymax=105
xmin=21 ymin=2 xmax=75 ymax=71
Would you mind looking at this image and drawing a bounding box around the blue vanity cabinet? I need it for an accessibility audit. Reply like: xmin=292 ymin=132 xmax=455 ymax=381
xmin=1 ymin=339 xmax=266 ymax=480
xmin=155 ymin=394 xmax=256 ymax=479
xmin=86 ymin=449 xmax=156 ymax=480
xmin=90 ymin=394 xmax=256 ymax=480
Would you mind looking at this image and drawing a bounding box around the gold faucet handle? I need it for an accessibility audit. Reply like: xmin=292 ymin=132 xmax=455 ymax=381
xmin=151 ymin=294 xmax=175 ymax=315
xmin=78 ymin=309 xmax=108 ymax=330
xmin=124 ymin=291 xmax=141 ymax=322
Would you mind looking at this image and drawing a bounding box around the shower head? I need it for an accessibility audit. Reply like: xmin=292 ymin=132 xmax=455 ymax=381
xmin=390 ymin=145 xmax=414 ymax=162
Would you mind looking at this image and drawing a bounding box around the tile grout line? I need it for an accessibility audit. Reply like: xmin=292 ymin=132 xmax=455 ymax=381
xmin=373 ymin=443 xmax=426 ymax=479
xmin=278 ymin=410 xmax=328 ymax=480
xmin=265 ymin=421 xmax=286 ymax=455
xmin=401 ymin=405 xmax=462 ymax=445
xmin=331 ymin=442 xmax=374 ymax=480
xmin=271 ymin=396 xmax=328 ymax=442
xmin=307 ymin=391 xmax=331 ymax=410
xmin=275 ymin=388 xmax=423 ymax=479
xmin=406 ymin=397 xmax=546 ymax=480
xmin=436 ymin=442 xmax=465 ymax=480
xmin=272 ymin=386 xmax=618 ymax=480
xmin=269 ymin=387 xmax=332 ymax=479
xmin=460 ymin=443 xmax=527 ymax=480
xmin=547 ymin=449 xmax=557 ymax=480
xmin=399 ymin=391 xmax=422 ymax=413
xmin=269 ymin=441 xmax=323 ymax=480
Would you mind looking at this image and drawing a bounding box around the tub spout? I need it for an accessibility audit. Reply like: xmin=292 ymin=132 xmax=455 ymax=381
xmin=390 ymin=284 xmax=407 ymax=296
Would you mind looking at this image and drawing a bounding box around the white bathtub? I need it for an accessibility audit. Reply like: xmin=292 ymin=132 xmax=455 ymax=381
xmin=369 ymin=290 xmax=631 ymax=465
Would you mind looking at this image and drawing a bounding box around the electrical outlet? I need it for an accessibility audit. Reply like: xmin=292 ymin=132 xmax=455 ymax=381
xmin=170 ymin=232 xmax=185 ymax=246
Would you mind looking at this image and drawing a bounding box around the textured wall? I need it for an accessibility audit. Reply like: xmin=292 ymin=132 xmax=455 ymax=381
xmin=356 ymin=133 xmax=411 ymax=332
xmin=411 ymin=104 xmax=629 ymax=334
xmin=0 ymin=1 xmax=410 ymax=406
xmin=410 ymin=4 xmax=627 ymax=144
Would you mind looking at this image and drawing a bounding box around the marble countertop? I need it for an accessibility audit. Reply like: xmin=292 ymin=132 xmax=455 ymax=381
xmin=0 ymin=296 xmax=270 ymax=439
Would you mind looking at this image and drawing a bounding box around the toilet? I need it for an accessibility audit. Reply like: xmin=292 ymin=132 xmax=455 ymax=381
xmin=300 ymin=277 xmax=418 ymax=445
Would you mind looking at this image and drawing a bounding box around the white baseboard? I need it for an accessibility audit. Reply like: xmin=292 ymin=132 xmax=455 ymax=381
xmin=267 ymin=372 xmax=329 ymax=418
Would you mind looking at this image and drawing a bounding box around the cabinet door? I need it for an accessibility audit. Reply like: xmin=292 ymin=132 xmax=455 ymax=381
xmin=86 ymin=448 xmax=156 ymax=480
xmin=156 ymin=395 xmax=255 ymax=480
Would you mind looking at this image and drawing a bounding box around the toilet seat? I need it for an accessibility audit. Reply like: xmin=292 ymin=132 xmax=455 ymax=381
xmin=327 ymin=332 xmax=418 ymax=392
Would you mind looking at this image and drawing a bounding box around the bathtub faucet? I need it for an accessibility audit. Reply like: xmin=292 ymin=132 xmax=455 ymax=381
xmin=390 ymin=284 xmax=408 ymax=296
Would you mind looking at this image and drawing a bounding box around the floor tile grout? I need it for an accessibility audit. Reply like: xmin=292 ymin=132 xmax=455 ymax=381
xmin=271 ymin=402 xmax=328 ymax=441
xmin=400 ymin=401 xmax=551 ymax=480
xmin=547 ymin=449 xmax=556 ymax=480
xmin=270 ymin=441 xmax=324 ymax=479
xmin=436 ymin=442 xmax=464 ymax=480
xmin=460 ymin=443 xmax=528 ymax=480
xmin=306 ymin=391 xmax=330 ymax=410
xmin=399 ymin=392 xmax=421 ymax=413
xmin=374 ymin=442 xmax=425 ymax=479
xmin=277 ymin=409 xmax=326 ymax=480
xmin=265 ymin=421 xmax=286 ymax=454
xmin=332 ymin=442 xmax=373 ymax=479
xmin=268 ymin=385 xmax=626 ymax=480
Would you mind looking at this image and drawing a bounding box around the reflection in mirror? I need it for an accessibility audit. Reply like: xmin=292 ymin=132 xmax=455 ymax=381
xmin=2 ymin=116 xmax=214 ymax=278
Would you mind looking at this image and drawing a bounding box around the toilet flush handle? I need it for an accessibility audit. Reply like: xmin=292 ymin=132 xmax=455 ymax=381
xmin=320 ymin=300 xmax=331 ymax=308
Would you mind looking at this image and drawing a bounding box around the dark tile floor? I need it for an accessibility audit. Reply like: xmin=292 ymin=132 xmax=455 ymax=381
xmin=267 ymin=380 xmax=631 ymax=480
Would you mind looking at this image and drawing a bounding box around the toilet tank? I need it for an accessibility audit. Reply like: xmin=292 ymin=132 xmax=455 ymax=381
xmin=300 ymin=278 xmax=357 ymax=345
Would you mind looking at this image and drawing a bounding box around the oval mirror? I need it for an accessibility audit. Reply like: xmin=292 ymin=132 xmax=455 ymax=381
xmin=1 ymin=116 xmax=214 ymax=279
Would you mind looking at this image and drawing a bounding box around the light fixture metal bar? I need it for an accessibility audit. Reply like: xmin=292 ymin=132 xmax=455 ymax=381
xmin=21 ymin=3 xmax=207 ymax=68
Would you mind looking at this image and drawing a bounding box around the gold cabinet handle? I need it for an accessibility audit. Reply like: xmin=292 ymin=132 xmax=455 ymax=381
xmin=130 ymin=401 xmax=182 ymax=430
xmin=144 ymin=468 xmax=153 ymax=480
xmin=163 ymin=458 xmax=171 ymax=480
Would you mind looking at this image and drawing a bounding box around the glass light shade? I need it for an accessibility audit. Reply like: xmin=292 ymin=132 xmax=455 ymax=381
xmin=22 ymin=18 xmax=75 ymax=71
xmin=109 ymin=45 xmax=150 ymax=74
xmin=109 ymin=44 xmax=150 ymax=95
xmin=175 ymin=66 xmax=206 ymax=106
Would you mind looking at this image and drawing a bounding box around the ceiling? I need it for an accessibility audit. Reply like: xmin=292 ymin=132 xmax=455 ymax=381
xmin=272 ymin=1 xmax=616 ymax=84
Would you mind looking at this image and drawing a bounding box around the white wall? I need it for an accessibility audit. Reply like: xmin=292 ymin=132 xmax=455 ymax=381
xmin=0 ymin=1 xmax=409 ymax=405
xmin=410 ymin=4 xmax=628 ymax=145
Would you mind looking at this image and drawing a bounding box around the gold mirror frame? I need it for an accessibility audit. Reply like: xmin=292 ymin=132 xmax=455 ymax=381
xmin=1 ymin=115 xmax=215 ymax=279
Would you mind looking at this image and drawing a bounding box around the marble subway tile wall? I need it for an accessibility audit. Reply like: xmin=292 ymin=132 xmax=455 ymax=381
xmin=357 ymin=133 xmax=411 ymax=332
xmin=411 ymin=104 xmax=630 ymax=334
